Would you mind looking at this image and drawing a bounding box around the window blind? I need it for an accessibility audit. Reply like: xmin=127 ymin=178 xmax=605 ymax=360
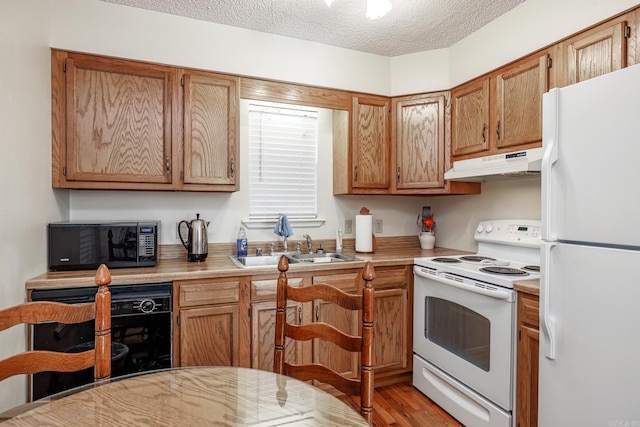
xmin=248 ymin=102 xmax=318 ymax=219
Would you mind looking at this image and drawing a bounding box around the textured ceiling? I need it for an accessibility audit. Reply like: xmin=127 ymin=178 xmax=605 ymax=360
xmin=100 ymin=0 xmax=525 ymax=57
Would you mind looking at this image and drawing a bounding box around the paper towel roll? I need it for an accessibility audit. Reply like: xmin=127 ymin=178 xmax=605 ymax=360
xmin=355 ymin=214 xmax=373 ymax=253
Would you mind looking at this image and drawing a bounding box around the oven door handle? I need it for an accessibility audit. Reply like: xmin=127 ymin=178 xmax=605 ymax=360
xmin=413 ymin=266 xmax=514 ymax=301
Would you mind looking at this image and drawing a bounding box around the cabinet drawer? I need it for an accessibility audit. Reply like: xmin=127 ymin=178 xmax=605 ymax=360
xmin=518 ymin=293 xmax=539 ymax=328
xmin=312 ymin=272 xmax=358 ymax=291
xmin=251 ymin=277 xmax=304 ymax=300
xmin=179 ymin=279 xmax=240 ymax=307
xmin=370 ymin=266 xmax=407 ymax=290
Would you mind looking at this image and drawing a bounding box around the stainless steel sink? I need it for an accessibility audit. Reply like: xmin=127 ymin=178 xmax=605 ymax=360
xmin=229 ymin=252 xmax=359 ymax=268
xmin=229 ymin=254 xmax=297 ymax=268
xmin=289 ymin=252 xmax=359 ymax=263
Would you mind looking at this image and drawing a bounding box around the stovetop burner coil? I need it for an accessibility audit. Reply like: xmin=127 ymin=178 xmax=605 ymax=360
xmin=459 ymin=255 xmax=496 ymax=262
xmin=431 ymin=257 xmax=462 ymax=263
xmin=522 ymin=265 xmax=540 ymax=272
xmin=479 ymin=266 xmax=529 ymax=276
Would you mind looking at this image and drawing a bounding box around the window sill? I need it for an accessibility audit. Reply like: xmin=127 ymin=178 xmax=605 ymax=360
xmin=242 ymin=218 xmax=326 ymax=229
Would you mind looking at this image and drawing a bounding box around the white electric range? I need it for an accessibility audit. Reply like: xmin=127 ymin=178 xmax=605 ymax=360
xmin=413 ymin=219 xmax=541 ymax=427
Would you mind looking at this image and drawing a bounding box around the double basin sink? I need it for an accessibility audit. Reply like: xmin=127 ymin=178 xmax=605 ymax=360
xmin=230 ymin=252 xmax=359 ymax=268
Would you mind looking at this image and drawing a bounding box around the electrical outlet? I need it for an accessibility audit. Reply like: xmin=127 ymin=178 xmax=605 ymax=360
xmin=375 ymin=219 xmax=383 ymax=234
xmin=344 ymin=219 xmax=353 ymax=234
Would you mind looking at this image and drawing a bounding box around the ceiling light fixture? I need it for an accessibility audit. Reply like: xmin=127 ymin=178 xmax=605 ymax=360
xmin=365 ymin=0 xmax=392 ymax=19
xmin=323 ymin=0 xmax=392 ymax=19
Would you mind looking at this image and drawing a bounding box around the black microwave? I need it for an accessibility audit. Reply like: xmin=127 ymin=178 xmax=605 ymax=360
xmin=48 ymin=221 xmax=159 ymax=271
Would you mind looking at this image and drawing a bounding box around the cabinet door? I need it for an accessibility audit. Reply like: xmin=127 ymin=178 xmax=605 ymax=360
xmin=373 ymin=287 xmax=408 ymax=372
xmin=394 ymin=94 xmax=445 ymax=189
xmin=451 ymin=78 xmax=490 ymax=156
xmin=181 ymin=71 xmax=239 ymax=189
xmin=516 ymin=293 xmax=540 ymax=427
xmin=251 ymin=300 xmax=305 ymax=372
xmin=313 ymin=298 xmax=359 ymax=378
xmin=565 ymin=21 xmax=627 ymax=86
xmin=179 ymin=304 xmax=239 ymax=367
xmin=63 ymin=55 xmax=173 ymax=184
xmin=352 ymin=96 xmax=390 ymax=190
xmin=311 ymin=272 xmax=359 ymax=377
xmin=495 ymin=54 xmax=549 ymax=149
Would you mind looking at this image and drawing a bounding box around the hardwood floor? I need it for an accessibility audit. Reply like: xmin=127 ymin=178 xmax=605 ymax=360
xmin=339 ymin=382 xmax=463 ymax=426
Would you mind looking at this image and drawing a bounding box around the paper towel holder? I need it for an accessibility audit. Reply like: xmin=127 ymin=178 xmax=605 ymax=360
xmin=356 ymin=206 xmax=376 ymax=253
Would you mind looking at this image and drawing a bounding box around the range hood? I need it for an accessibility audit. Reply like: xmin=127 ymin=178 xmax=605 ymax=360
xmin=444 ymin=147 xmax=544 ymax=182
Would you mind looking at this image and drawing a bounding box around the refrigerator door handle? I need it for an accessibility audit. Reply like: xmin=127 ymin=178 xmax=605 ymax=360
xmin=541 ymin=88 xmax=559 ymax=242
xmin=540 ymin=241 xmax=557 ymax=359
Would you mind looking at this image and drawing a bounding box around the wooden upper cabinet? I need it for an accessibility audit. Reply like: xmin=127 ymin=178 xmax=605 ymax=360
xmin=352 ymin=95 xmax=390 ymax=190
xmin=452 ymin=51 xmax=549 ymax=161
xmin=494 ymin=54 xmax=549 ymax=149
xmin=51 ymin=50 xmax=240 ymax=192
xmin=563 ymin=21 xmax=628 ymax=87
xmin=393 ymin=94 xmax=445 ymax=190
xmin=180 ymin=70 xmax=239 ymax=190
xmin=53 ymin=51 xmax=174 ymax=188
xmin=451 ymin=78 xmax=490 ymax=157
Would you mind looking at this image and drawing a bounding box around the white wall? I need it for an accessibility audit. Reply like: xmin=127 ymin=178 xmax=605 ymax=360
xmin=0 ymin=0 xmax=67 ymax=412
xmin=428 ymin=177 xmax=542 ymax=252
xmin=49 ymin=0 xmax=392 ymax=95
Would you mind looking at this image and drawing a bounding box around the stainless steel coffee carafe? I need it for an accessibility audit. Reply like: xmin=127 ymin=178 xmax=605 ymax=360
xmin=179 ymin=213 xmax=210 ymax=262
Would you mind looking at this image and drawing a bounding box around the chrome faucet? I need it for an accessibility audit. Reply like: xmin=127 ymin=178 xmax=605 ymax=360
xmin=303 ymin=234 xmax=313 ymax=254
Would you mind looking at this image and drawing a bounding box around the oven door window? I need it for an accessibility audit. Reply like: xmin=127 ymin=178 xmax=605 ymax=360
xmin=426 ymin=297 xmax=490 ymax=371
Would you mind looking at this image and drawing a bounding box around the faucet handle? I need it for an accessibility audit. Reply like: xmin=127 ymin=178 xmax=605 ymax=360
xmin=269 ymin=242 xmax=275 ymax=256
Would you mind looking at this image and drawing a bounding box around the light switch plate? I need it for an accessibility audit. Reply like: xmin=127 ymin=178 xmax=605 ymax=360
xmin=344 ymin=219 xmax=353 ymax=234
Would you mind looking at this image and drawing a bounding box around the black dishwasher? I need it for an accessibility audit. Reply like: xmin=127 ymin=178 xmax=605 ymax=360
xmin=30 ymin=282 xmax=172 ymax=400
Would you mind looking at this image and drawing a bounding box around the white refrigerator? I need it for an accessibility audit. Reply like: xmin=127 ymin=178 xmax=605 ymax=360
xmin=540 ymin=64 xmax=640 ymax=426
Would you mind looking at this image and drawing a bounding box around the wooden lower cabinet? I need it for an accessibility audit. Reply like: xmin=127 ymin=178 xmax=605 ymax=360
xmin=179 ymin=305 xmax=239 ymax=366
xmin=370 ymin=266 xmax=411 ymax=385
xmin=251 ymin=299 xmax=304 ymax=371
xmin=173 ymin=264 xmax=413 ymax=386
xmin=174 ymin=277 xmax=241 ymax=367
xmin=516 ymin=292 xmax=539 ymax=427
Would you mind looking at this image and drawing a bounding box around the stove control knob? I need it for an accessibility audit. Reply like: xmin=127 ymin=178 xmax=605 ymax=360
xmin=139 ymin=298 xmax=156 ymax=313
xmin=485 ymin=223 xmax=494 ymax=233
xmin=476 ymin=224 xmax=485 ymax=233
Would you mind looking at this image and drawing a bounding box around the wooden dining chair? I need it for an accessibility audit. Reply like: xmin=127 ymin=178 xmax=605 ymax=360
xmin=274 ymin=255 xmax=376 ymax=424
xmin=0 ymin=264 xmax=112 ymax=384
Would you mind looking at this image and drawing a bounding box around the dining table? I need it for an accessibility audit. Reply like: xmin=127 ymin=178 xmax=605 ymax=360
xmin=0 ymin=366 xmax=370 ymax=426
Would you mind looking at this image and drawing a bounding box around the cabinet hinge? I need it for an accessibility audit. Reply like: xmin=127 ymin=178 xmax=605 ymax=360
xmin=63 ymin=62 xmax=66 ymax=73
xmin=248 ymin=308 xmax=251 ymax=317
xmin=181 ymin=76 xmax=185 ymax=86
xmin=177 ymin=314 xmax=180 ymax=327
xmin=63 ymin=166 xmax=67 ymax=176
xmin=180 ymin=170 xmax=184 ymax=180
xmin=625 ymin=25 xmax=631 ymax=39
xmin=547 ymin=57 xmax=552 ymax=69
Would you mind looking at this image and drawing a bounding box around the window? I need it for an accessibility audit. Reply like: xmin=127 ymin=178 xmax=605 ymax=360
xmin=248 ymin=101 xmax=318 ymax=219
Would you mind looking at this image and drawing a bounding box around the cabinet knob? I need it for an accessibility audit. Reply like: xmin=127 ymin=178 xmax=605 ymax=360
xmin=481 ymin=123 xmax=487 ymax=142
xmin=496 ymin=120 xmax=501 ymax=141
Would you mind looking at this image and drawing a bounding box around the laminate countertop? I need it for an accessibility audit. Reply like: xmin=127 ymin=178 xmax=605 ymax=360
xmin=26 ymin=244 xmax=468 ymax=290
xmin=514 ymin=279 xmax=540 ymax=296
